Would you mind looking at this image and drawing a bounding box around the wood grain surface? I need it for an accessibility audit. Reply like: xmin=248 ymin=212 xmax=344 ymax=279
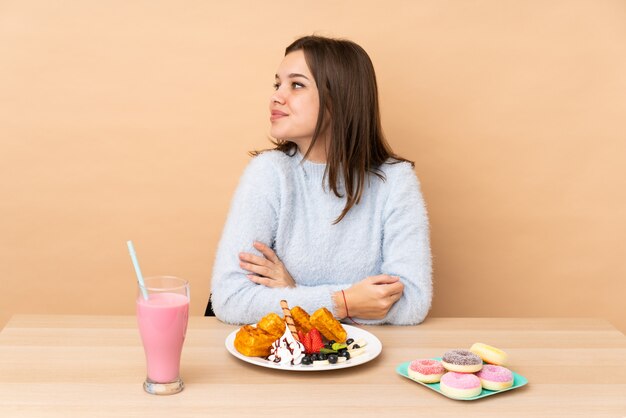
xmin=1 ymin=315 xmax=625 ymax=417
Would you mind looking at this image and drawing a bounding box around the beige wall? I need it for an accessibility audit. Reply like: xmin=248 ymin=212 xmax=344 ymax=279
xmin=1 ymin=1 xmax=625 ymax=332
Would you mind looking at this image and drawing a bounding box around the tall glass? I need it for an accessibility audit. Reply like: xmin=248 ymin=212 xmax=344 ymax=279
xmin=136 ymin=276 xmax=189 ymax=395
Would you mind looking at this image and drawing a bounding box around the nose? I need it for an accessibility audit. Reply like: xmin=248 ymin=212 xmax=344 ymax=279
xmin=271 ymin=90 xmax=285 ymax=105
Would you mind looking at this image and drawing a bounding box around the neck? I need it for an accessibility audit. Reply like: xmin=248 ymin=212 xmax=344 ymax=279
xmin=298 ymin=135 xmax=328 ymax=163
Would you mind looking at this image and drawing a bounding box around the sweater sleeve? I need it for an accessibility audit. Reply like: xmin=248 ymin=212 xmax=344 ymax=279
xmin=358 ymin=162 xmax=433 ymax=325
xmin=210 ymin=154 xmax=345 ymax=325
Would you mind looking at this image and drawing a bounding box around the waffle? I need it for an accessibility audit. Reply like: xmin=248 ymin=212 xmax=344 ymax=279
xmin=291 ymin=306 xmax=313 ymax=334
xmin=310 ymin=307 xmax=347 ymax=343
xmin=234 ymin=312 xmax=285 ymax=357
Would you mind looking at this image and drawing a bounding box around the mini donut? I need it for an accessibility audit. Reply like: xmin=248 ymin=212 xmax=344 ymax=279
xmin=441 ymin=349 xmax=483 ymax=373
xmin=470 ymin=342 xmax=508 ymax=366
xmin=476 ymin=365 xmax=514 ymax=391
xmin=439 ymin=372 xmax=482 ymax=399
xmin=408 ymin=359 xmax=445 ymax=383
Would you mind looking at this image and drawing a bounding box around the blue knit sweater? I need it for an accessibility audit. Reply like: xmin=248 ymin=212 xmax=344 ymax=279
xmin=211 ymin=150 xmax=432 ymax=325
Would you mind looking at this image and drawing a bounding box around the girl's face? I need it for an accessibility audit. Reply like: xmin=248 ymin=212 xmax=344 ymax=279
xmin=269 ymin=50 xmax=322 ymax=148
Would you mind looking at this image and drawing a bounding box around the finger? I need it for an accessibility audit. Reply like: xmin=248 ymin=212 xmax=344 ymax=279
xmin=239 ymin=252 xmax=272 ymax=267
xmin=387 ymin=281 xmax=404 ymax=296
xmin=389 ymin=280 xmax=404 ymax=292
xmin=376 ymin=281 xmax=404 ymax=298
xmin=253 ymin=241 xmax=279 ymax=263
xmin=369 ymin=274 xmax=401 ymax=285
xmin=388 ymin=289 xmax=403 ymax=302
xmin=239 ymin=261 xmax=273 ymax=277
xmin=246 ymin=274 xmax=276 ymax=287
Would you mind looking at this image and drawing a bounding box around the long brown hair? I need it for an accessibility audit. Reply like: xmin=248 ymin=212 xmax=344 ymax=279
xmin=254 ymin=35 xmax=413 ymax=223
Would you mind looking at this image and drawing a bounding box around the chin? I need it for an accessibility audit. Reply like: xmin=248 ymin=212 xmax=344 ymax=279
xmin=269 ymin=128 xmax=286 ymax=141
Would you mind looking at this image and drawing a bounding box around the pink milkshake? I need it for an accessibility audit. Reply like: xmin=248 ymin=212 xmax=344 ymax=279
xmin=136 ymin=276 xmax=189 ymax=395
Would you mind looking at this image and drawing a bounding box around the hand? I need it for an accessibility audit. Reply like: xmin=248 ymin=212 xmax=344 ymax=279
xmin=239 ymin=241 xmax=296 ymax=288
xmin=335 ymin=275 xmax=404 ymax=320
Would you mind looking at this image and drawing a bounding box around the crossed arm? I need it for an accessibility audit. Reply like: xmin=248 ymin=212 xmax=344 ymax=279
xmin=239 ymin=241 xmax=404 ymax=320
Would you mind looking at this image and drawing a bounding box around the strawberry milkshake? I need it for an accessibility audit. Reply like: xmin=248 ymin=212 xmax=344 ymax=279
xmin=137 ymin=276 xmax=189 ymax=395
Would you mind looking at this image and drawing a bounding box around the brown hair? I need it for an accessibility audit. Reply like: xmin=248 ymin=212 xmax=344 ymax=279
xmin=254 ymin=35 xmax=413 ymax=223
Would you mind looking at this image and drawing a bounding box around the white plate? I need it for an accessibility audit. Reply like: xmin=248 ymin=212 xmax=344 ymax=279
xmin=225 ymin=324 xmax=382 ymax=371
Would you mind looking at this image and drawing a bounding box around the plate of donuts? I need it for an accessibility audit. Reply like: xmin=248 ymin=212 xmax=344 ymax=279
xmin=396 ymin=344 xmax=528 ymax=401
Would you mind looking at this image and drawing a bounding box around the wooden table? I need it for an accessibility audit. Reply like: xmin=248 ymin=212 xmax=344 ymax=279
xmin=0 ymin=315 xmax=625 ymax=417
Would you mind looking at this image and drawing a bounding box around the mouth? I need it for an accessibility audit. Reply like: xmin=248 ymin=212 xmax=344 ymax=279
xmin=270 ymin=110 xmax=288 ymax=121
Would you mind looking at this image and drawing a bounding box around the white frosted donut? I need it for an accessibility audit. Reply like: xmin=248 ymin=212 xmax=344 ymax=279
xmin=470 ymin=342 xmax=508 ymax=366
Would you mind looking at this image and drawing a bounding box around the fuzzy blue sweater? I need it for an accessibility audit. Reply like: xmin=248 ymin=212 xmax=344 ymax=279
xmin=211 ymin=150 xmax=432 ymax=325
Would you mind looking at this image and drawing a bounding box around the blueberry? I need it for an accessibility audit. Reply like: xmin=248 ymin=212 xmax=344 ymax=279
xmin=346 ymin=338 xmax=354 ymax=345
xmin=328 ymin=354 xmax=338 ymax=364
xmin=352 ymin=344 xmax=360 ymax=349
xmin=310 ymin=353 xmax=318 ymax=361
xmin=318 ymin=353 xmax=327 ymax=361
xmin=329 ymin=340 xmax=336 ymax=346
xmin=339 ymin=351 xmax=351 ymax=360
xmin=301 ymin=356 xmax=312 ymax=365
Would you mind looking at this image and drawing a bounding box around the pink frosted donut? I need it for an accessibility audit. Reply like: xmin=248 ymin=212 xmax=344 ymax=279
xmin=408 ymin=359 xmax=445 ymax=383
xmin=476 ymin=365 xmax=514 ymax=391
xmin=440 ymin=372 xmax=482 ymax=399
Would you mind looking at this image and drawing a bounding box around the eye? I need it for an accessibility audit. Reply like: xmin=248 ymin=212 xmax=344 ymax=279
xmin=292 ymin=82 xmax=304 ymax=89
xmin=273 ymin=82 xmax=280 ymax=90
